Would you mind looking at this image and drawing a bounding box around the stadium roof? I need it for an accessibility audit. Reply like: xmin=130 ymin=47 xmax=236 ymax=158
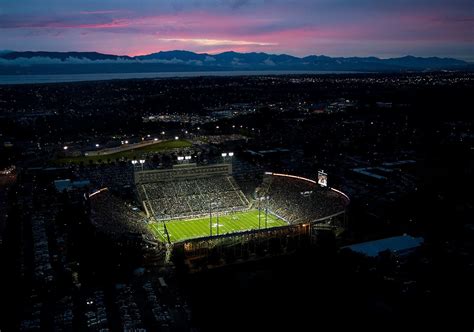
xmin=342 ymin=235 xmax=424 ymax=257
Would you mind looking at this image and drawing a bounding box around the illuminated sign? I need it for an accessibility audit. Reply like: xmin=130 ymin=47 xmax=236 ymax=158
xmin=318 ymin=170 xmax=328 ymax=187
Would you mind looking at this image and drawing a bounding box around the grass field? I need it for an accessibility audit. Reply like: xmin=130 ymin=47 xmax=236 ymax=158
xmin=55 ymin=139 xmax=192 ymax=164
xmin=149 ymin=209 xmax=288 ymax=243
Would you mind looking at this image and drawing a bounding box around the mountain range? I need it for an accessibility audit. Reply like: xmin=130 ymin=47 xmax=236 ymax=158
xmin=0 ymin=50 xmax=472 ymax=75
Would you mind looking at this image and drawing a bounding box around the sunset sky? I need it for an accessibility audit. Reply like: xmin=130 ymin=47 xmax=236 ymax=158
xmin=1 ymin=0 xmax=473 ymax=60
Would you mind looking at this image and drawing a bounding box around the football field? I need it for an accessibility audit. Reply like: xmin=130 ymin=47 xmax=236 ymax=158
xmin=149 ymin=209 xmax=287 ymax=243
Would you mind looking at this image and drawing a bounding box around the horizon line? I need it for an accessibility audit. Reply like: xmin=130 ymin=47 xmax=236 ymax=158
xmin=1 ymin=49 xmax=471 ymax=62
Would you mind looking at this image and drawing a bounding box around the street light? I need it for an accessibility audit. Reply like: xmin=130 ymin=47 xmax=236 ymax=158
xmin=63 ymin=146 xmax=68 ymax=150
xmin=221 ymin=153 xmax=227 ymax=157
xmin=228 ymin=152 xmax=234 ymax=157
xmin=175 ymin=136 xmax=179 ymax=140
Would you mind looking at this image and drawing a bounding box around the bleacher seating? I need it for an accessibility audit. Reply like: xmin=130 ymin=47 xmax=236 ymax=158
xmin=138 ymin=176 xmax=249 ymax=220
xmin=263 ymin=175 xmax=348 ymax=224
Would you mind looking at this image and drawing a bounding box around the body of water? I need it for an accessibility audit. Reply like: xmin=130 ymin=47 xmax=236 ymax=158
xmin=0 ymin=70 xmax=362 ymax=85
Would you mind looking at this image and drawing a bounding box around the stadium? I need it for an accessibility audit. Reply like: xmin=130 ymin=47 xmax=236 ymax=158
xmin=89 ymin=162 xmax=350 ymax=268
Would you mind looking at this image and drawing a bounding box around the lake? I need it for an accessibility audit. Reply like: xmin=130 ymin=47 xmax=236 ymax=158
xmin=0 ymin=70 xmax=362 ymax=85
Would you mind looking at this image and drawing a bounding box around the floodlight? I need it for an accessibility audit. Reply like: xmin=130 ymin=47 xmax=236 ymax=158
xmin=228 ymin=152 xmax=234 ymax=157
xmin=221 ymin=153 xmax=227 ymax=157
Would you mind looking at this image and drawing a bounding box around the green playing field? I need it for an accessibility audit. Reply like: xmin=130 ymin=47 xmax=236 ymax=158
xmin=149 ymin=209 xmax=287 ymax=243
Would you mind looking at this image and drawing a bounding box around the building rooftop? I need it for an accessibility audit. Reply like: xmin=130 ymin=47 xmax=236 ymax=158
xmin=342 ymin=235 xmax=424 ymax=257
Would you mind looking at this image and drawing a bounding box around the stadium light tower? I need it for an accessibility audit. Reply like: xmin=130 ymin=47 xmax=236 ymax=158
xmin=221 ymin=152 xmax=234 ymax=163
xmin=214 ymin=201 xmax=220 ymax=235
xmin=264 ymin=195 xmax=269 ymax=228
xmin=209 ymin=201 xmax=212 ymax=236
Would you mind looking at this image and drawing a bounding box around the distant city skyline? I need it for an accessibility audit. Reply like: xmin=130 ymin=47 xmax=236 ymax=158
xmin=1 ymin=0 xmax=473 ymax=61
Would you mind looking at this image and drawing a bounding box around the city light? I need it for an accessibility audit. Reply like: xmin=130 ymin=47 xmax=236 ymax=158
xmin=221 ymin=153 xmax=227 ymax=157
xmin=177 ymin=156 xmax=184 ymax=161
xmin=228 ymin=152 xmax=234 ymax=157
xmin=175 ymin=136 xmax=179 ymax=140
xmin=63 ymin=146 xmax=68 ymax=150
xmin=154 ymin=138 xmax=158 ymax=141
xmin=124 ymin=140 xmax=129 ymax=144
xmin=95 ymin=144 xmax=100 ymax=147
xmin=185 ymin=156 xmax=192 ymax=160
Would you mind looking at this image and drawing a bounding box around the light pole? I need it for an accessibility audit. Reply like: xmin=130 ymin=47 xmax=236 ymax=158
xmin=265 ymin=196 xmax=268 ymax=229
xmin=216 ymin=207 xmax=219 ymax=235
xmin=221 ymin=152 xmax=234 ymax=163
xmin=258 ymin=193 xmax=261 ymax=229
xmin=139 ymin=159 xmax=145 ymax=171
xmin=209 ymin=200 xmax=212 ymax=236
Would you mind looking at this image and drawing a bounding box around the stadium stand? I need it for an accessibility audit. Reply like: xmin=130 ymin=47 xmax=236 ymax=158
xmin=262 ymin=174 xmax=348 ymax=224
xmin=135 ymin=164 xmax=249 ymax=220
xmin=89 ymin=189 xmax=156 ymax=245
